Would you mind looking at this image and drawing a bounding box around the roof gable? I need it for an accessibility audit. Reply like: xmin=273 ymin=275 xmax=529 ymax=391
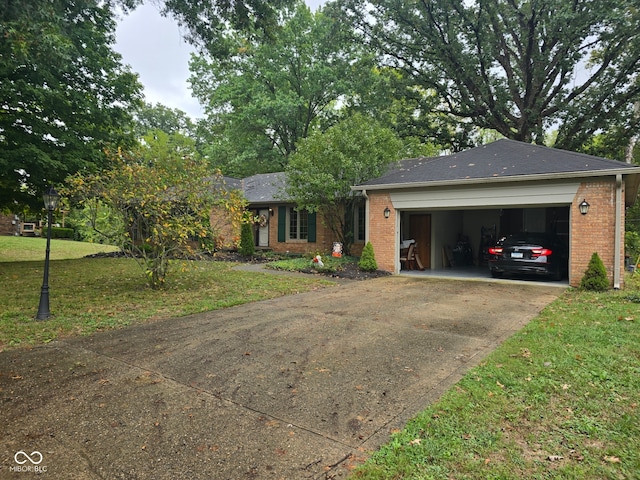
xmin=359 ymin=139 xmax=640 ymax=188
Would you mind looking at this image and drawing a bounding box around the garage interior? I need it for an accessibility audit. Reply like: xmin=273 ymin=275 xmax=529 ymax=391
xmin=399 ymin=206 xmax=570 ymax=280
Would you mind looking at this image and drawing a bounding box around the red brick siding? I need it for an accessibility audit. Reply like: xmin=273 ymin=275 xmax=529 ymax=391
xmin=570 ymin=180 xmax=624 ymax=288
xmin=268 ymin=207 xmax=333 ymax=255
xmin=0 ymin=214 xmax=18 ymax=236
xmin=367 ymin=193 xmax=395 ymax=272
xmin=211 ymin=204 xmax=362 ymax=256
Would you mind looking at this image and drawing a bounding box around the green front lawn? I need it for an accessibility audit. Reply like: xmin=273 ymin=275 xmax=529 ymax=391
xmin=0 ymin=256 xmax=331 ymax=350
xmin=0 ymin=236 xmax=119 ymax=262
xmin=350 ymin=275 xmax=640 ymax=479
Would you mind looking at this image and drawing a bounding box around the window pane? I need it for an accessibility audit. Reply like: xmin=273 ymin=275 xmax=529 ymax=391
xmin=289 ymin=207 xmax=297 ymax=240
xmin=299 ymin=210 xmax=308 ymax=240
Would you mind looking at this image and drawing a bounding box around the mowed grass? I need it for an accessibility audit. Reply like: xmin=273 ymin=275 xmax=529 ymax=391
xmin=0 ymin=236 xmax=120 ymax=262
xmin=0 ymin=238 xmax=332 ymax=349
xmin=350 ymin=275 xmax=640 ymax=479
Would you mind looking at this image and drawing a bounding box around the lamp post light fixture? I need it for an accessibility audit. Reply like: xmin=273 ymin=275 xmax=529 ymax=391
xmin=578 ymin=199 xmax=590 ymax=215
xmin=36 ymin=186 xmax=60 ymax=321
xmin=384 ymin=206 xmax=391 ymax=218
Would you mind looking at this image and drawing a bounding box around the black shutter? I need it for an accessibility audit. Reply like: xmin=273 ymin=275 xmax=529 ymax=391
xmin=307 ymin=211 xmax=316 ymax=242
xmin=277 ymin=206 xmax=286 ymax=242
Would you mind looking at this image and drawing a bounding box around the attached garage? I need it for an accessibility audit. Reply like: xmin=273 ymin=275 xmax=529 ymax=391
xmin=355 ymin=139 xmax=640 ymax=288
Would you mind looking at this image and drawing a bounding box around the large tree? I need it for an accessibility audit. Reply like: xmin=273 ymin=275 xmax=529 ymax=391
xmin=133 ymin=102 xmax=197 ymax=138
xmin=158 ymin=0 xmax=296 ymax=57
xmin=343 ymin=0 xmax=640 ymax=151
xmin=0 ymin=0 xmax=143 ymax=209
xmin=189 ymin=2 xmax=379 ymax=176
xmin=285 ymin=113 xmax=436 ymax=254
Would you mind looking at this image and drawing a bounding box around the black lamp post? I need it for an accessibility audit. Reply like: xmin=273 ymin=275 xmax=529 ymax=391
xmin=36 ymin=186 xmax=60 ymax=321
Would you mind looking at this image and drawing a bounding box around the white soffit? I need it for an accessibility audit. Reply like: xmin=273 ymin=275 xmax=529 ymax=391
xmin=390 ymin=181 xmax=580 ymax=210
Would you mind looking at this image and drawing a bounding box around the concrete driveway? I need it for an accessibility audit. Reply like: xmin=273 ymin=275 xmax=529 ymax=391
xmin=0 ymin=276 xmax=562 ymax=479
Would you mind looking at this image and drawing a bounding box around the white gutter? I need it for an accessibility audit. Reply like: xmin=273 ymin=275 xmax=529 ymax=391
xmin=352 ymin=167 xmax=640 ymax=192
xmin=614 ymin=174 xmax=623 ymax=289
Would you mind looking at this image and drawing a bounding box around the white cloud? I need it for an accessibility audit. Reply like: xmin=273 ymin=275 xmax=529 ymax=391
xmin=114 ymin=3 xmax=203 ymax=118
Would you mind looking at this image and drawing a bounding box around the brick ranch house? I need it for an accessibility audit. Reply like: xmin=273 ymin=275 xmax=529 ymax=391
xmin=213 ymin=173 xmax=366 ymax=256
xmin=353 ymin=139 xmax=640 ymax=288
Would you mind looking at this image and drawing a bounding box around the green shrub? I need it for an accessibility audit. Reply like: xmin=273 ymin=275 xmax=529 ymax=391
xmin=626 ymin=231 xmax=640 ymax=263
xmin=238 ymin=222 xmax=255 ymax=257
xmin=358 ymin=241 xmax=378 ymax=272
xmin=579 ymin=252 xmax=609 ymax=291
xmin=50 ymin=227 xmax=75 ymax=239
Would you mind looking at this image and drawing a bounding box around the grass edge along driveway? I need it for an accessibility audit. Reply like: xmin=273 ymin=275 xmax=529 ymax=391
xmin=0 ymin=256 xmax=333 ymax=349
xmin=350 ymin=276 xmax=640 ymax=479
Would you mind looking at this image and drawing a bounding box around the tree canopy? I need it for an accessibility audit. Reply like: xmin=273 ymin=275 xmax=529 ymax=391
xmin=133 ymin=102 xmax=196 ymax=138
xmin=343 ymin=0 xmax=640 ymax=152
xmin=159 ymin=0 xmax=296 ymax=57
xmin=285 ymin=113 xmax=436 ymax=253
xmin=189 ymin=2 xmax=380 ymax=176
xmin=0 ymin=0 xmax=143 ymax=210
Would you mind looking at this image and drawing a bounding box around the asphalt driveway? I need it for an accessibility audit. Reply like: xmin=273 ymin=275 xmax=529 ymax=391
xmin=0 ymin=276 xmax=563 ymax=479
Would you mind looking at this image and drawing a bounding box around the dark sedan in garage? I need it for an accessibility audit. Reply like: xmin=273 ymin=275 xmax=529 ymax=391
xmin=488 ymin=232 xmax=569 ymax=280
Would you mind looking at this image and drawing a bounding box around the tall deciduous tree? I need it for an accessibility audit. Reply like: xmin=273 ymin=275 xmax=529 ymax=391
xmin=285 ymin=114 xmax=435 ymax=254
xmin=0 ymin=0 xmax=143 ymax=209
xmin=343 ymin=0 xmax=640 ymax=151
xmin=159 ymin=0 xmax=296 ymax=57
xmin=189 ymin=2 xmax=379 ymax=176
xmin=134 ymin=103 xmax=196 ymax=138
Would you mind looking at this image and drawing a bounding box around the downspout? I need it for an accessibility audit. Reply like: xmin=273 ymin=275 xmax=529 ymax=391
xmin=361 ymin=189 xmax=369 ymax=242
xmin=614 ymin=174 xmax=623 ymax=289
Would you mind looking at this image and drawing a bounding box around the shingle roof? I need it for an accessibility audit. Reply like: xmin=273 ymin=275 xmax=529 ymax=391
xmin=357 ymin=139 xmax=640 ymax=189
xmin=228 ymin=172 xmax=289 ymax=204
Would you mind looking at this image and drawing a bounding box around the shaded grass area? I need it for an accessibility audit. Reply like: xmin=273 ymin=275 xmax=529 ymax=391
xmin=0 ymin=257 xmax=332 ymax=349
xmin=350 ymin=276 xmax=640 ymax=479
xmin=0 ymin=236 xmax=119 ymax=262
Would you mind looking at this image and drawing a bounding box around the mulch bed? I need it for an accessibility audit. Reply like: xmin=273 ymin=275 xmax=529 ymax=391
xmin=86 ymin=250 xmax=391 ymax=281
xmin=212 ymin=250 xmax=391 ymax=280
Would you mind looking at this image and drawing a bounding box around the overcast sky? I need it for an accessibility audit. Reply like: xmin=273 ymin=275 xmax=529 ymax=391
xmin=114 ymin=2 xmax=325 ymax=119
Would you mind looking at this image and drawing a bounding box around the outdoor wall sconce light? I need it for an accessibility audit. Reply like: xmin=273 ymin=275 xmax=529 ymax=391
xmin=269 ymin=208 xmax=274 ymax=216
xmin=384 ymin=206 xmax=391 ymax=218
xmin=578 ymin=199 xmax=590 ymax=215
xmin=36 ymin=186 xmax=61 ymax=320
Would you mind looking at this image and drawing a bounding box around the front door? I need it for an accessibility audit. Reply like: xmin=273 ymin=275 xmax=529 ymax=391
xmin=409 ymin=214 xmax=431 ymax=269
xmin=257 ymin=209 xmax=269 ymax=247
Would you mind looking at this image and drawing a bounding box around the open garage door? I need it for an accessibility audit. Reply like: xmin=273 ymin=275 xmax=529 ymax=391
xmin=400 ymin=206 xmax=570 ymax=278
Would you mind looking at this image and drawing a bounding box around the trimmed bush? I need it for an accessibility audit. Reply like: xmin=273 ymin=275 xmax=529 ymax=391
xmin=238 ymin=222 xmax=255 ymax=257
xmin=358 ymin=241 xmax=378 ymax=272
xmin=50 ymin=227 xmax=75 ymax=239
xmin=579 ymin=252 xmax=609 ymax=291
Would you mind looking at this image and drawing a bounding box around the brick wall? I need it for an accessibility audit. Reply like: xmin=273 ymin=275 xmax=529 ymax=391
xmin=268 ymin=207 xmax=334 ymax=255
xmin=570 ymin=180 xmax=624 ymax=288
xmin=367 ymin=193 xmax=395 ymax=272
xmin=0 ymin=214 xmax=17 ymax=236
